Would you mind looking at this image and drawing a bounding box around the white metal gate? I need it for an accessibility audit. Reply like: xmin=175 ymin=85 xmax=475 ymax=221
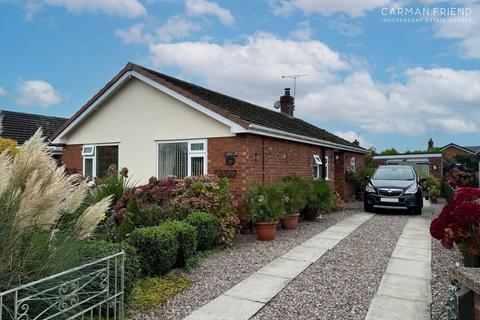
xmin=0 ymin=252 xmax=125 ymax=320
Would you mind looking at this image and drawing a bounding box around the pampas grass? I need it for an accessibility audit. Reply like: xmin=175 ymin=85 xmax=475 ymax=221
xmin=0 ymin=129 xmax=111 ymax=291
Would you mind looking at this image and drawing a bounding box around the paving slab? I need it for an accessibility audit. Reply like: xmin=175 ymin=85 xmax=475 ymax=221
xmin=282 ymin=245 xmax=329 ymax=263
xmin=257 ymin=258 xmax=311 ymax=279
xmin=185 ymin=294 xmax=264 ymax=320
xmin=391 ymin=246 xmax=431 ymax=262
xmin=377 ymin=273 xmax=431 ymax=303
xmin=301 ymin=236 xmax=340 ymax=249
xmin=224 ymin=273 xmax=290 ymax=303
xmin=385 ymin=258 xmax=431 ymax=279
xmin=396 ymin=238 xmax=431 ymax=250
xmin=365 ymin=295 xmax=430 ymax=320
xmin=326 ymin=225 xmax=357 ymax=233
xmin=313 ymin=230 xmax=348 ymax=240
xmin=399 ymin=230 xmax=431 ymax=241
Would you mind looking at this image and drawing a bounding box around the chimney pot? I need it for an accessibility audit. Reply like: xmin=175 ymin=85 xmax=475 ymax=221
xmin=280 ymin=88 xmax=294 ymax=117
xmin=428 ymin=138 xmax=434 ymax=151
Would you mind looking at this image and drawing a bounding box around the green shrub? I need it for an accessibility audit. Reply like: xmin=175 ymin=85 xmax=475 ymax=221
xmin=79 ymin=240 xmax=140 ymax=301
xmin=128 ymin=226 xmax=178 ymax=276
xmin=244 ymin=182 xmax=285 ymax=222
xmin=184 ymin=212 xmax=219 ymax=250
xmin=346 ymin=166 xmax=375 ymax=192
xmin=138 ymin=204 xmax=180 ymax=227
xmin=278 ymin=178 xmax=308 ymax=214
xmin=160 ymin=221 xmax=198 ymax=267
xmin=306 ymin=180 xmax=336 ymax=214
xmin=422 ymin=174 xmax=441 ymax=191
xmin=129 ymin=276 xmax=191 ymax=311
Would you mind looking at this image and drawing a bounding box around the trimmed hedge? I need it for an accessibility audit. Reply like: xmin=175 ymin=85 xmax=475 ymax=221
xmin=184 ymin=212 xmax=219 ymax=250
xmin=79 ymin=240 xmax=141 ymax=300
xmin=160 ymin=221 xmax=198 ymax=267
xmin=128 ymin=226 xmax=178 ymax=276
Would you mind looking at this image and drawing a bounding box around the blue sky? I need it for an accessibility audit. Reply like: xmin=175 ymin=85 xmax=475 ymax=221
xmin=1 ymin=0 xmax=480 ymax=152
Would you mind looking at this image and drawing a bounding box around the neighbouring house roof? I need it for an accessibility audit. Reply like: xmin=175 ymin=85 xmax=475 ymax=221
xmin=373 ymin=153 xmax=443 ymax=160
xmin=52 ymin=62 xmax=367 ymax=153
xmin=441 ymin=143 xmax=480 ymax=155
xmin=0 ymin=110 xmax=67 ymax=145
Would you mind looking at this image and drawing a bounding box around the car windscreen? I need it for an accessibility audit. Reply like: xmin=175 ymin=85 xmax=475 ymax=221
xmin=372 ymin=167 xmax=415 ymax=180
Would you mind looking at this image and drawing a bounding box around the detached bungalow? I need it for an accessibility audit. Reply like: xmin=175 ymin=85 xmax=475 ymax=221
xmin=52 ymin=63 xmax=367 ymax=202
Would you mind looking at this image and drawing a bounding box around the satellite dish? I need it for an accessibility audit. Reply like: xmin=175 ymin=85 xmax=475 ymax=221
xmin=274 ymin=101 xmax=281 ymax=109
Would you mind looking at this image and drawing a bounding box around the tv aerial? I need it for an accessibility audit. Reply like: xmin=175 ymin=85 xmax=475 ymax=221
xmin=281 ymin=74 xmax=308 ymax=97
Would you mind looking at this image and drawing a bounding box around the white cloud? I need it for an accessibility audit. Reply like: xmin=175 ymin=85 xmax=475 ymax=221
xmin=16 ymin=80 xmax=61 ymax=108
xmin=185 ymin=0 xmax=234 ymax=25
xmin=329 ymin=18 xmax=363 ymax=37
xmin=115 ymin=23 xmax=146 ymax=44
xmin=154 ymin=16 xmax=202 ymax=42
xmin=434 ymin=2 xmax=480 ymax=58
xmin=270 ymin=0 xmax=394 ymax=17
xmin=148 ymin=33 xmax=480 ymax=135
xmin=289 ymin=21 xmax=314 ymax=40
xmin=116 ymin=17 xmax=202 ymax=44
xmin=44 ymin=0 xmax=147 ymax=18
xmin=333 ymin=131 xmax=373 ymax=148
xmin=0 ymin=86 xmax=7 ymax=96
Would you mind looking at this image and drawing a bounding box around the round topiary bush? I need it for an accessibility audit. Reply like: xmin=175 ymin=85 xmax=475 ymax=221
xmin=184 ymin=212 xmax=219 ymax=250
xmin=159 ymin=220 xmax=198 ymax=267
xmin=128 ymin=225 xmax=178 ymax=276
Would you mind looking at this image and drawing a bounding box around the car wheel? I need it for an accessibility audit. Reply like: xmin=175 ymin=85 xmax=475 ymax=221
xmin=364 ymin=202 xmax=373 ymax=213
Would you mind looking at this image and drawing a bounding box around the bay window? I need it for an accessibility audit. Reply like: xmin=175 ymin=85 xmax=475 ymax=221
xmin=157 ymin=140 xmax=207 ymax=179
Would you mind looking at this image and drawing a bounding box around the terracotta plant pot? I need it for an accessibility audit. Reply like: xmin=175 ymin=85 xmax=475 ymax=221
xmin=431 ymin=197 xmax=438 ymax=204
xmin=281 ymin=213 xmax=300 ymax=230
xmin=303 ymin=208 xmax=319 ymax=221
xmin=255 ymin=221 xmax=278 ymax=241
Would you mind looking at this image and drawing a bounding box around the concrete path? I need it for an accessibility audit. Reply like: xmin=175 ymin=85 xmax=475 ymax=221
xmin=184 ymin=213 xmax=374 ymax=320
xmin=365 ymin=202 xmax=432 ymax=320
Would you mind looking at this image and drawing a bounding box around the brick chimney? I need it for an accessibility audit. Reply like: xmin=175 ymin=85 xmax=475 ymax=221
xmin=280 ymin=88 xmax=295 ymax=117
xmin=353 ymin=139 xmax=360 ymax=147
xmin=428 ymin=138 xmax=434 ymax=151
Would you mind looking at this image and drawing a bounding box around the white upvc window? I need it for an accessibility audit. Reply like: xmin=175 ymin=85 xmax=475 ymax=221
xmin=350 ymin=157 xmax=356 ymax=171
xmin=325 ymin=155 xmax=329 ymax=180
xmin=313 ymin=154 xmax=322 ymax=179
xmin=82 ymin=144 xmax=119 ymax=180
xmin=157 ymin=139 xmax=207 ymax=179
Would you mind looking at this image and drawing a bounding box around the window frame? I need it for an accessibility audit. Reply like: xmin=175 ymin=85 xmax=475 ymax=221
xmin=156 ymin=139 xmax=208 ymax=179
xmin=312 ymin=154 xmax=322 ymax=180
xmin=82 ymin=143 xmax=119 ymax=180
xmin=325 ymin=155 xmax=330 ymax=180
xmin=350 ymin=157 xmax=356 ymax=171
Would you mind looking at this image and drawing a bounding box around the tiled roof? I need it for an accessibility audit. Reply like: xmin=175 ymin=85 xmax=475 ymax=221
xmin=464 ymin=146 xmax=480 ymax=153
xmin=0 ymin=110 xmax=67 ymax=144
xmin=53 ymin=63 xmax=366 ymax=152
xmin=137 ymin=64 xmax=363 ymax=150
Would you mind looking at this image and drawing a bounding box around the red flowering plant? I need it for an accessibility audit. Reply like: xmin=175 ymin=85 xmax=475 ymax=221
xmin=447 ymin=169 xmax=475 ymax=189
xmin=430 ymin=188 xmax=480 ymax=260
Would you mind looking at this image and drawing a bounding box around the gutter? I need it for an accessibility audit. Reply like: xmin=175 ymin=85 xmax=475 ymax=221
xmin=247 ymin=124 xmax=368 ymax=154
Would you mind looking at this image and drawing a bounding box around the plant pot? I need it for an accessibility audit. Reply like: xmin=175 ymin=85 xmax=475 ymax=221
xmin=255 ymin=221 xmax=278 ymax=241
xmin=303 ymin=208 xmax=319 ymax=221
xmin=431 ymin=197 xmax=438 ymax=204
xmin=281 ymin=213 xmax=300 ymax=230
xmin=463 ymin=254 xmax=480 ymax=267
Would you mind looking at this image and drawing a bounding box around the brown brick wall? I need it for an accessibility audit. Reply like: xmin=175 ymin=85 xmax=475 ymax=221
xmin=443 ymin=145 xmax=471 ymax=162
xmin=334 ymin=151 xmax=365 ymax=200
xmin=63 ymin=144 xmax=82 ymax=174
xmin=430 ymin=157 xmax=444 ymax=180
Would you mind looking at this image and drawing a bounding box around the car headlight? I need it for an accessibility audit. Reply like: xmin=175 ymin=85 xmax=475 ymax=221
xmin=405 ymin=184 xmax=418 ymax=194
xmin=366 ymin=183 xmax=375 ymax=193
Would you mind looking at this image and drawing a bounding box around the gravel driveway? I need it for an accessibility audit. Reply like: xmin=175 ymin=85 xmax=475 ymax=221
xmin=253 ymin=212 xmax=408 ymax=320
xmin=132 ymin=207 xmax=359 ymax=320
